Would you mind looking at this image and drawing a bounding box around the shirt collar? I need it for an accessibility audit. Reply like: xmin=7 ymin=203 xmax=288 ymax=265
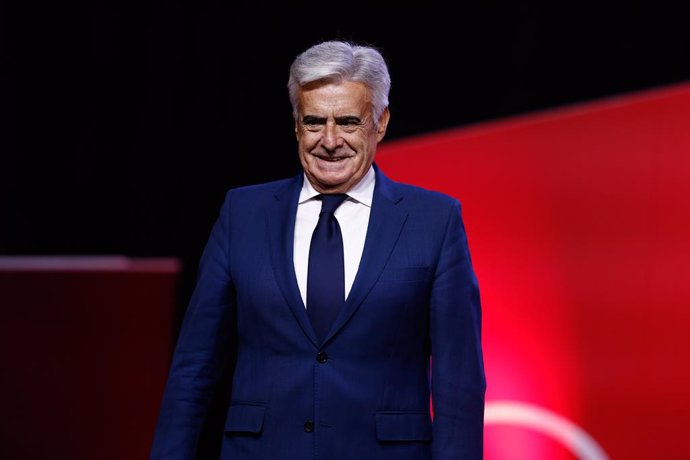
xmin=298 ymin=166 xmax=375 ymax=207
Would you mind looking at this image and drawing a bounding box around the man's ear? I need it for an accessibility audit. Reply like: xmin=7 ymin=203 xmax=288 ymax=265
xmin=376 ymin=107 xmax=390 ymax=142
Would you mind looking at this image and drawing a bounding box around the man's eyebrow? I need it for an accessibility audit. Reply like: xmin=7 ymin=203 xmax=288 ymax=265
xmin=335 ymin=116 xmax=362 ymax=124
xmin=302 ymin=115 xmax=363 ymax=125
xmin=302 ymin=115 xmax=326 ymax=124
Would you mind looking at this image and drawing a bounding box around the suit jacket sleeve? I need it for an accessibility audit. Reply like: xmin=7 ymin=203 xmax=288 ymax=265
xmin=150 ymin=190 xmax=236 ymax=460
xmin=430 ymin=199 xmax=486 ymax=459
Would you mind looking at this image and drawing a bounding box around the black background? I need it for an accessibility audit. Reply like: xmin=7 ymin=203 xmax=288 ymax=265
xmin=3 ymin=3 xmax=689 ymax=307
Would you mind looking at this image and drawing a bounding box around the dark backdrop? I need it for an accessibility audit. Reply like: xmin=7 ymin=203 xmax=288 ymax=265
xmin=3 ymin=3 xmax=689 ymax=314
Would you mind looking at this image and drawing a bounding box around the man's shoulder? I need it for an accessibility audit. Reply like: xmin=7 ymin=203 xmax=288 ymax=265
xmin=375 ymin=164 xmax=460 ymax=209
xmin=386 ymin=178 xmax=460 ymax=209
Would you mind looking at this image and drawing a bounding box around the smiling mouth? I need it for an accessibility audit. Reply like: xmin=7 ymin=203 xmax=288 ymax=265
xmin=314 ymin=154 xmax=350 ymax=162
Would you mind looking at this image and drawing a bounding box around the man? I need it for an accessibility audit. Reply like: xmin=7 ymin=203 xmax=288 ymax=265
xmin=150 ymin=40 xmax=485 ymax=459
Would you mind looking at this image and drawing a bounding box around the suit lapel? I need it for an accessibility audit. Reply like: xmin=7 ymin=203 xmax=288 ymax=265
xmin=266 ymin=174 xmax=320 ymax=348
xmin=322 ymin=165 xmax=407 ymax=344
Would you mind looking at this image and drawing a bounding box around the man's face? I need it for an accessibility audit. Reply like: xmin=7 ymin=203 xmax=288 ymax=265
xmin=295 ymin=81 xmax=389 ymax=194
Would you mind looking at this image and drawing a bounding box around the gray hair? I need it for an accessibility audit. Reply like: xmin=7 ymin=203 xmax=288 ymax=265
xmin=287 ymin=41 xmax=391 ymax=126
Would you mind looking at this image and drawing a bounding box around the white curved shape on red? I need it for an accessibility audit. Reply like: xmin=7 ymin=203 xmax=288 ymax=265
xmin=485 ymin=401 xmax=610 ymax=460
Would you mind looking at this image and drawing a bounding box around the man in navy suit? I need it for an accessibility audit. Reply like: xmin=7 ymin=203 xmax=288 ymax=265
xmin=150 ymin=40 xmax=485 ymax=459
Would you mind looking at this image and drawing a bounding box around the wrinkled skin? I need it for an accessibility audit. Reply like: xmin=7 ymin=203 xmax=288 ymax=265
xmin=295 ymin=81 xmax=390 ymax=194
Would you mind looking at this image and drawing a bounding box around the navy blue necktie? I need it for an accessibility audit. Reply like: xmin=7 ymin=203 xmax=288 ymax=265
xmin=307 ymin=194 xmax=348 ymax=343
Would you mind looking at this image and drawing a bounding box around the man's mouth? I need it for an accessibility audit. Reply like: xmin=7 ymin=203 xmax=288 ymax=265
xmin=314 ymin=154 xmax=349 ymax=162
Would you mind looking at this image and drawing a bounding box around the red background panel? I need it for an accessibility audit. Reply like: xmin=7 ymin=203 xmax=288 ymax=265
xmin=376 ymin=82 xmax=690 ymax=459
xmin=0 ymin=257 xmax=180 ymax=460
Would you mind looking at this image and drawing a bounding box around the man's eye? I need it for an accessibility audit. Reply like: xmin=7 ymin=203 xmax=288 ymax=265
xmin=337 ymin=119 xmax=362 ymax=132
xmin=340 ymin=122 xmax=361 ymax=132
xmin=304 ymin=124 xmax=323 ymax=132
xmin=338 ymin=117 xmax=361 ymax=126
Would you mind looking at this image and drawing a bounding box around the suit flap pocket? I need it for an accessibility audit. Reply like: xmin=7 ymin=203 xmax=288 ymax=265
xmin=224 ymin=404 xmax=266 ymax=433
xmin=375 ymin=412 xmax=432 ymax=441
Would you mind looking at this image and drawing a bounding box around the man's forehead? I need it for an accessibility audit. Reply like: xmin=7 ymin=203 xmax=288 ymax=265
xmin=299 ymin=83 xmax=371 ymax=116
xmin=299 ymin=81 xmax=370 ymax=101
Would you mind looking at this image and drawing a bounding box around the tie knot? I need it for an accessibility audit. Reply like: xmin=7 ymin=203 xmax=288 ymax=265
xmin=319 ymin=194 xmax=348 ymax=214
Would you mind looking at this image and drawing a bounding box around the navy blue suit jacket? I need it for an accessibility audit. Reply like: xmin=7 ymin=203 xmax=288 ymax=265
xmin=150 ymin=164 xmax=485 ymax=459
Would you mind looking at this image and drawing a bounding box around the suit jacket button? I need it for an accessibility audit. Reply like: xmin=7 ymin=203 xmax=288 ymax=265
xmin=316 ymin=351 xmax=328 ymax=363
xmin=304 ymin=420 xmax=315 ymax=432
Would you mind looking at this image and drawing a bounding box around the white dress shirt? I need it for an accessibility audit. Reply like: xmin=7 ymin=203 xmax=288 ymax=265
xmin=294 ymin=166 xmax=375 ymax=308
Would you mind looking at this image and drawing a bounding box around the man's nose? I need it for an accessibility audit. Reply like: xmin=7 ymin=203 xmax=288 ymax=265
xmin=321 ymin=122 xmax=343 ymax=151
